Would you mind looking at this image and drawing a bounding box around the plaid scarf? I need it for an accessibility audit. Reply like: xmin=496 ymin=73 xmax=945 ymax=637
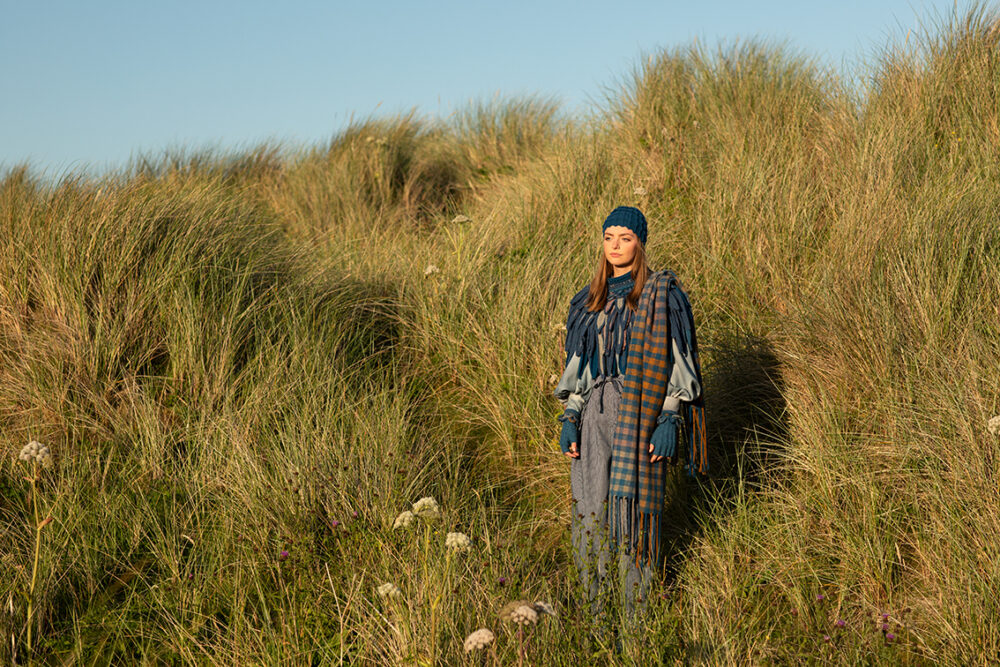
xmin=608 ymin=269 xmax=708 ymax=568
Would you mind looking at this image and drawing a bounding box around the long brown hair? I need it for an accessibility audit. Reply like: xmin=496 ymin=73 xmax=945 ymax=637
xmin=583 ymin=240 xmax=652 ymax=313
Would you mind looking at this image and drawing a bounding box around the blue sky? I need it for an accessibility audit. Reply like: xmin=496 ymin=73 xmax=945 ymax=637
xmin=0 ymin=0 xmax=965 ymax=177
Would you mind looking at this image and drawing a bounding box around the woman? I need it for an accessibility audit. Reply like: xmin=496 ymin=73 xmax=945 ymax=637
xmin=553 ymin=205 xmax=707 ymax=621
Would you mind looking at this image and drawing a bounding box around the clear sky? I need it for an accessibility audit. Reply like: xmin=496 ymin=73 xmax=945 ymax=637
xmin=0 ymin=0 xmax=966 ymax=177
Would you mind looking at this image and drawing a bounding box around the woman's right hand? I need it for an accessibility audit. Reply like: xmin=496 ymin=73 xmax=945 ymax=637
xmin=558 ymin=410 xmax=580 ymax=459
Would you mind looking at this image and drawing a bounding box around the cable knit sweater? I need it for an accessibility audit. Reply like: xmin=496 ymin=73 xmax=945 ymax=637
xmin=553 ymin=270 xmax=701 ymax=417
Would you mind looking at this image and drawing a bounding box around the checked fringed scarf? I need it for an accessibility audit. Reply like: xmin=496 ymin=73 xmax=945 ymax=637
xmin=608 ymin=269 xmax=708 ymax=569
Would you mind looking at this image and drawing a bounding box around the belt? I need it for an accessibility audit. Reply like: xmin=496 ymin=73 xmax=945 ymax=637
xmin=592 ymin=374 xmax=624 ymax=414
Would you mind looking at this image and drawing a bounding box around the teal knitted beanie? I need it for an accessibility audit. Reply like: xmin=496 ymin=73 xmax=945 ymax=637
xmin=602 ymin=206 xmax=648 ymax=245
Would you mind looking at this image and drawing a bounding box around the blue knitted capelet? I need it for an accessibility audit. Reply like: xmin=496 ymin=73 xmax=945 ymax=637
xmin=563 ymin=281 xmax=636 ymax=380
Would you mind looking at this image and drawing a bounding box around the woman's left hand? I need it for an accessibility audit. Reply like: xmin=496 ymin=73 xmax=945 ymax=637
xmin=648 ymin=410 xmax=681 ymax=462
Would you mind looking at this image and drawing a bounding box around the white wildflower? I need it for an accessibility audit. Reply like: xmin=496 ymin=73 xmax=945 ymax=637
xmin=633 ymin=186 xmax=647 ymax=196
xmin=18 ymin=441 xmax=51 ymax=465
xmin=412 ymin=496 xmax=440 ymax=518
xmin=552 ymin=322 xmax=567 ymax=333
xmin=988 ymin=415 xmax=1000 ymax=437
xmin=451 ymin=214 xmax=472 ymax=224
xmin=424 ymin=264 xmax=440 ymax=277
xmin=392 ymin=510 xmax=415 ymax=529
xmin=463 ymin=628 xmax=495 ymax=652
xmin=377 ymin=582 xmax=402 ymax=599
xmin=445 ymin=531 xmax=472 ymax=552
xmin=548 ymin=373 xmax=559 ymax=385
xmin=510 ymin=604 xmax=538 ymax=625
xmin=499 ymin=599 xmax=531 ymax=621
xmin=533 ymin=600 xmax=556 ymax=617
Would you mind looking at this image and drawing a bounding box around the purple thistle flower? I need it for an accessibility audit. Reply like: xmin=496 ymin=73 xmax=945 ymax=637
xmin=279 ymin=550 xmax=289 ymax=561
xmin=881 ymin=612 xmax=890 ymax=620
xmin=881 ymin=623 xmax=890 ymax=632
xmin=331 ymin=520 xmax=340 ymax=528
xmin=816 ymin=593 xmax=826 ymax=601
xmin=886 ymin=632 xmax=896 ymax=641
xmin=352 ymin=511 xmax=359 ymax=519
xmin=823 ymin=635 xmax=830 ymax=642
xmin=498 ymin=577 xmax=507 ymax=586
xmin=835 ymin=619 xmax=845 ymax=628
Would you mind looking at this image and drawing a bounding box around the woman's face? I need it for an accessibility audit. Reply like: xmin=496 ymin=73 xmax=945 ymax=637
xmin=603 ymin=225 xmax=638 ymax=272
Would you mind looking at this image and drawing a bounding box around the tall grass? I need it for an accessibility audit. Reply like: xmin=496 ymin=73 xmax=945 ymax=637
xmin=3 ymin=5 xmax=1000 ymax=664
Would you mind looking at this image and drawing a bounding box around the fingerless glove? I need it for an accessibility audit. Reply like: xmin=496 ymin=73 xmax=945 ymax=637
xmin=649 ymin=409 xmax=683 ymax=459
xmin=558 ymin=409 xmax=580 ymax=454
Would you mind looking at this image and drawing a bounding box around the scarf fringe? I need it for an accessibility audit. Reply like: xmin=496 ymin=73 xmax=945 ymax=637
xmin=684 ymin=401 xmax=709 ymax=476
xmin=608 ymin=495 xmax=660 ymax=569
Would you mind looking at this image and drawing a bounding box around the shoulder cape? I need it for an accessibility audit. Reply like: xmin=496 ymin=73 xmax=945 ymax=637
xmin=563 ymin=283 xmax=636 ymax=379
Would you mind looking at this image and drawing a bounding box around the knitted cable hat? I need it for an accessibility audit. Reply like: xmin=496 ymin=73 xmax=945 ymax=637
xmin=602 ymin=206 xmax=648 ymax=245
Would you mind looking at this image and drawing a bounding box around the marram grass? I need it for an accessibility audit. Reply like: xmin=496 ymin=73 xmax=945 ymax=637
xmin=4 ymin=5 xmax=1000 ymax=664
